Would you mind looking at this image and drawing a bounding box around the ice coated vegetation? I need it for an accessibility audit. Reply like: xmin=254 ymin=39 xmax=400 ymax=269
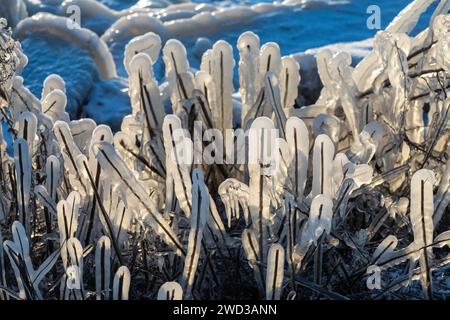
xmin=0 ymin=0 xmax=449 ymax=301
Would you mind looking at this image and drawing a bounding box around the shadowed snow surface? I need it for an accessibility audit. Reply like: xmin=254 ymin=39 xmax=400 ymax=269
xmin=21 ymin=34 xmax=99 ymax=118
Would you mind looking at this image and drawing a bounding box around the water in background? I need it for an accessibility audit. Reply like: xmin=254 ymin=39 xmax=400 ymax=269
xmin=100 ymin=0 xmax=433 ymax=55
xmin=100 ymin=0 xmax=436 ymax=78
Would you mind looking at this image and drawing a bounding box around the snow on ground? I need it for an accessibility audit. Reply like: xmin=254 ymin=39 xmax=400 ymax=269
xmin=81 ymin=77 xmax=130 ymax=131
xmin=20 ymin=34 xmax=100 ymax=118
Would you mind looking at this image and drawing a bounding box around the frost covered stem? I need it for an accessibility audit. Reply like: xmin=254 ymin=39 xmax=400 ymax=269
xmin=82 ymin=161 xmax=124 ymax=265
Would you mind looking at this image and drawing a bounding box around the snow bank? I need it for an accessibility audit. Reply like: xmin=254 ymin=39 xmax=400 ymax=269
xmin=21 ymin=35 xmax=99 ymax=117
xmin=101 ymin=2 xmax=294 ymax=44
xmin=82 ymin=78 xmax=130 ymax=131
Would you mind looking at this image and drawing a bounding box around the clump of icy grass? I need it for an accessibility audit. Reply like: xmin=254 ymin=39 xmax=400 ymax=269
xmin=0 ymin=0 xmax=449 ymax=301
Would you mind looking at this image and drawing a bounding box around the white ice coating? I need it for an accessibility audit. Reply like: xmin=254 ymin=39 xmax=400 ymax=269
xmin=101 ymin=12 xmax=168 ymax=43
xmin=128 ymin=52 xmax=165 ymax=128
xmin=259 ymin=42 xmax=282 ymax=81
xmin=237 ymin=31 xmax=260 ymax=123
xmin=100 ymin=2 xmax=297 ymax=44
xmin=123 ymin=32 xmax=162 ymax=74
xmin=99 ymin=3 xmax=218 ymax=43
xmin=211 ymin=40 xmax=235 ymax=132
xmin=41 ymin=89 xmax=70 ymax=123
xmin=41 ymin=74 xmax=66 ymax=99
xmin=162 ymin=38 xmax=192 ymax=109
xmin=280 ymin=56 xmax=300 ymax=109
xmin=14 ymin=12 xmax=117 ymax=79
xmin=353 ymin=0 xmax=443 ymax=93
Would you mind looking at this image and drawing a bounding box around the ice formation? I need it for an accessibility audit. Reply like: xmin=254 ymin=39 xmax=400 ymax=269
xmin=15 ymin=13 xmax=117 ymax=79
xmin=0 ymin=0 xmax=449 ymax=302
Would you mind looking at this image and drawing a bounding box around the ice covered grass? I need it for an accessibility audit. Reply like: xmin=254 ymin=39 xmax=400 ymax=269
xmin=0 ymin=0 xmax=449 ymax=301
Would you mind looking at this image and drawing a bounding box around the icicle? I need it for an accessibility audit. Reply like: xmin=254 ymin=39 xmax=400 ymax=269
xmin=218 ymin=178 xmax=250 ymax=227
xmin=10 ymin=77 xmax=41 ymax=117
xmin=17 ymin=111 xmax=37 ymax=154
xmin=41 ymin=74 xmax=66 ymax=99
xmin=35 ymin=185 xmax=57 ymax=216
xmin=192 ymin=89 xmax=216 ymax=130
xmin=242 ymin=228 xmax=265 ymax=295
xmin=45 ymin=155 xmax=60 ymax=202
xmin=273 ymin=137 xmax=290 ymax=202
xmin=371 ymin=235 xmax=399 ymax=265
xmin=111 ymin=200 xmax=132 ymax=249
xmin=293 ymin=195 xmax=333 ymax=269
xmin=242 ymin=87 xmax=273 ymax=128
xmin=69 ymin=119 xmax=96 ymax=155
xmin=200 ymin=49 xmax=213 ymax=75
xmin=283 ymin=193 xmax=307 ymax=273
xmin=316 ymin=50 xmax=335 ymax=99
xmin=162 ymin=116 xmax=229 ymax=250
xmin=434 ymin=158 xmax=450 ymax=227
xmin=3 ymin=221 xmax=33 ymax=299
xmin=349 ymin=121 xmax=385 ymax=164
xmin=307 ymin=195 xmax=333 ymax=243
xmin=65 ymin=237 xmax=84 ymax=300
xmin=353 ymin=0 xmax=436 ymax=92
xmin=194 ymin=71 xmax=217 ymax=120
xmin=54 ymin=121 xmax=87 ymax=193
xmin=3 ymin=221 xmax=60 ymax=300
